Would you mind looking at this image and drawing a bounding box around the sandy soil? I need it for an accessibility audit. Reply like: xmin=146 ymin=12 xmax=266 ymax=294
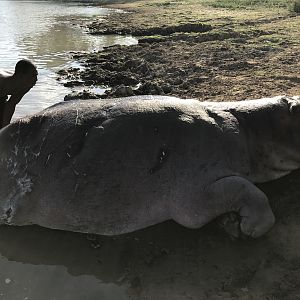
xmin=3 ymin=1 xmax=299 ymax=300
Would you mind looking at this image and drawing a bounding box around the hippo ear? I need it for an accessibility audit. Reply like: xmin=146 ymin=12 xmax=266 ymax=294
xmin=289 ymin=101 xmax=300 ymax=115
xmin=282 ymin=97 xmax=300 ymax=115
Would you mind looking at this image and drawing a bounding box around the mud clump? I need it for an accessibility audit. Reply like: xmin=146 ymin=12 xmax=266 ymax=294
xmin=90 ymin=20 xmax=213 ymax=36
xmin=59 ymin=28 xmax=299 ymax=101
xmin=64 ymin=90 xmax=101 ymax=101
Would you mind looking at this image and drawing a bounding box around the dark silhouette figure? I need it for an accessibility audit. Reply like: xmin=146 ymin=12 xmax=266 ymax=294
xmin=0 ymin=59 xmax=38 ymax=129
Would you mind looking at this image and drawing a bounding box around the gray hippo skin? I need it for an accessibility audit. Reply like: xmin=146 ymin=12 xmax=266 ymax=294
xmin=0 ymin=95 xmax=300 ymax=238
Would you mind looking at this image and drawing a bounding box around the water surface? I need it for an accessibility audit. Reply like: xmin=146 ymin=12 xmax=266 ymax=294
xmin=0 ymin=0 xmax=137 ymax=120
xmin=0 ymin=225 xmax=129 ymax=300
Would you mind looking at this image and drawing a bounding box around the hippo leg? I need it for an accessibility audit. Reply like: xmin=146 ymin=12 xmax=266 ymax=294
xmin=207 ymin=176 xmax=276 ymax=238
xmin=216 ymin=212 xmax=241 ymax=239
xmin=172 ymin=176 xmax=275 ymax=238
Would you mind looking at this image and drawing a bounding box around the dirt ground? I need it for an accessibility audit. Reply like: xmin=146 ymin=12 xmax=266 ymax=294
xmin=50 ymin=1 xmax=300 ymax=299
xmin=59 ymin=0 xmax=300 ymax=102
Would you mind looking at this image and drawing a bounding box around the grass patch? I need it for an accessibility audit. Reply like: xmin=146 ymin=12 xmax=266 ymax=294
xmin=257 ymin=33 xmax=286 ymax=45
xmin=293 ymin=0 xmax=300 ymax=12
xmin=201 ymin=0 xmax=295 ymax=10
xmin=149 ymin=1 xmax=183 ymax=6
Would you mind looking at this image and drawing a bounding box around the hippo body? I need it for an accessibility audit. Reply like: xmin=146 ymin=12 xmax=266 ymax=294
xmin=1 ymin=95 xmax=300 ymax=237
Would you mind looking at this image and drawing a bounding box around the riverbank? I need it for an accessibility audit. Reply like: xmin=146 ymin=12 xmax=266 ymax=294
xmin=59 ymin=0 xmax=300 ymax=101
xmin=56 ymin=1 xmax=300 ymax=300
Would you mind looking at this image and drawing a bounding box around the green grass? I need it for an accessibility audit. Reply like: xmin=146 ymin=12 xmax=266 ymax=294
xmin=294 ymin=0 xmax=300 ymax=12
xmin=201 ymin=0 xmax=295 ymax=10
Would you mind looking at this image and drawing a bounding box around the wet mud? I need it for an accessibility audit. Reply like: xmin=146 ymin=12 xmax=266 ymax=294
xmin=58 ymin=8 xmax=300 ymax=102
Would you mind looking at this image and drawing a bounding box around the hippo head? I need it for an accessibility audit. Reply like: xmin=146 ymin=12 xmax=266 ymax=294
xmin=262 ymin=96 xmax=300 ymax=177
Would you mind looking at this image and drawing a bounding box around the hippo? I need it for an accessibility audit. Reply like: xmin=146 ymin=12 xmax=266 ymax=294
xmin=0 ymin=95 xmax=299 ymax=238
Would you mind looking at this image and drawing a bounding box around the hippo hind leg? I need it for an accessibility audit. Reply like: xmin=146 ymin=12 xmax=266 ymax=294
xmin=171 ymin=176 xmax=275 ymax=238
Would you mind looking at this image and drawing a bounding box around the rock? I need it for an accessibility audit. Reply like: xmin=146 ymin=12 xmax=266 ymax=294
xmin=137 ymin=82 xmax=164 ymax=95
xmin=63 ymin=80 xmax=84 ymax=87
xmin=112 ymin=85 xmax=134 ymax=97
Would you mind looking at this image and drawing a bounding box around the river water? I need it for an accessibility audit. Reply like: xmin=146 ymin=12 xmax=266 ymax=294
xmin=0 ymin=1 xmax=137 ymax=299
xmin=0 ymin=0 xmax=137 ymax=120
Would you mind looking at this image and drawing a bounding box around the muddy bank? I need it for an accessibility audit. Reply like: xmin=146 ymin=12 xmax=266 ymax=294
xmin=59 ymin=11 xmax=300 ymax=101
xmin=89 ymin=11 xmax=213 ymax=36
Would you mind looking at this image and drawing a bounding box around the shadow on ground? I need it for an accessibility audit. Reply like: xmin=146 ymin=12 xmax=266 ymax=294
xmin=0 ymin=170 xmax=300 ymax=299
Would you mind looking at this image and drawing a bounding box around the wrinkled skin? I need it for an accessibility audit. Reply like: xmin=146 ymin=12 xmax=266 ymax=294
xmin=0 ymin=95 xmax=299 ymax=238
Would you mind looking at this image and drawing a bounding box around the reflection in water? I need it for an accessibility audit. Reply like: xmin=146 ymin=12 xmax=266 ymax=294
xmin=30 ymin=21 xmax=137 ymax=69
xmin=0 ymin=0 xmax=137 ymax=120
xmin=0 ymin=226 xmax=129 ymax=300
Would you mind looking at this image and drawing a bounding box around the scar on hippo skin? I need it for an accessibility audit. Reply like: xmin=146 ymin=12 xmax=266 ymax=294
xmin=66 ymin=137 xmax=85 ymax=159
xmin=5 ymin=207 xmax=13 ymax=223
xmin=281 ymin=96 xmax=300 ymax=115
xmin=44 ymin=154 xmax=52 ymax=167
xmin=149 ymin=147 xmax=170 ymax=174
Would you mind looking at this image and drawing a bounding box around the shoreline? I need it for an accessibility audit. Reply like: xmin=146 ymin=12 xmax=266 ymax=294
xmin=59 ymin=0 xmax=300 ymax=102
